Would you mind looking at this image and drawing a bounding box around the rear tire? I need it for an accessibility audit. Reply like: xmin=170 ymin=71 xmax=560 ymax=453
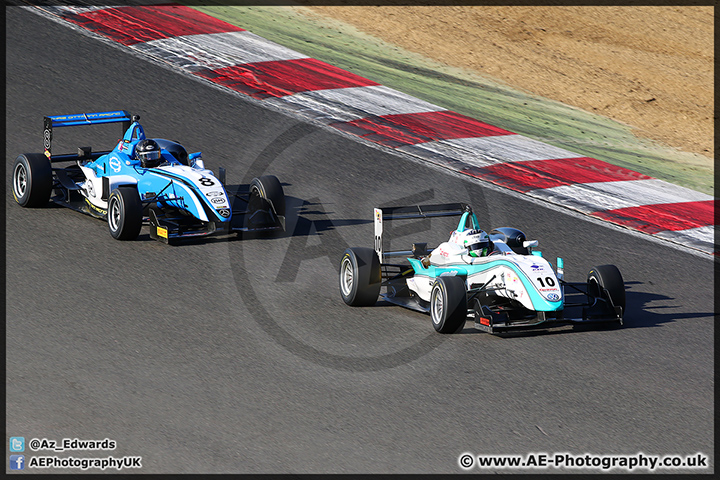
xmin=339 ymin=247 xmax=381 ymax=306
xmin=430 ymin=276 xmax=468 ymax=333
xmin=587 ymin=264 xmax=625 ymax=312
xmin=107 ymin=187 xmax=143 ymax=240
xmin=12 ymin=153 xmax=52 ymax=207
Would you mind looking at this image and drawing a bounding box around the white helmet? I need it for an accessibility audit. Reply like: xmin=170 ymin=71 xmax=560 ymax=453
xmin=453 ymin=229 xmax=491 ymax=257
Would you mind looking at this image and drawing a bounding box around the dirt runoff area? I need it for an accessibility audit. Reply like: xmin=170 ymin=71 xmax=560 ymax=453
xmin=304 ymin=5 xmax=713 ymax=161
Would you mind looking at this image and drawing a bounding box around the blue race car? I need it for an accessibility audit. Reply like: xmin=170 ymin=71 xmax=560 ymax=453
xmin=12 ymin=111 xmax=285 ymax=244
xmin=340 ymin=203 xmax=625 ymax=334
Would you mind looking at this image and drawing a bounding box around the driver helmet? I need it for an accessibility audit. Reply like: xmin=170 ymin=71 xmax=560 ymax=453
xmin=454 ymin=228 xmax=491 ymax=257
xmin=135 ymin=139 xmax=162 ymax=168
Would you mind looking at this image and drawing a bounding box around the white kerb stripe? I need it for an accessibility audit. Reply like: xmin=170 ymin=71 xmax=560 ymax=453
xmin=267 ymin=85 xmax=445 ymax=123
xmin=443 ymin=135 xmax=582 ymax=163
xmin=654 ymin=226 xmax=715 ymax=254
xmin=398 ymin=142 xmax=498 ymax=168
xmin=398 ymin=135 xmax=580 ymax=168
xmin=528 ymin=178 xmax=715 ymax=213
xmin=135 ymin=31 xmax=308 ymax=72
xmin=40 ymin=6 xmax=110 ymax=15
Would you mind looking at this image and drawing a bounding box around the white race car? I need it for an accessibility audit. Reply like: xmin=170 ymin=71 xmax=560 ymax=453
xmin=340 ymin=203 xmax=625 ymax=334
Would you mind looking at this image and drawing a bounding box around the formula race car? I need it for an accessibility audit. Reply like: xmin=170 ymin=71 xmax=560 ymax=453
xmin=12 ymin=111 xmax=285 ymax=244
xmin=339 ymin=203 xmax=625 ymax=334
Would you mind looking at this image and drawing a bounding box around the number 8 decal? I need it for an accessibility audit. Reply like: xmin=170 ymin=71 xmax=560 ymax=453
xmin=199 ymin=177 xmax=214 ymax=187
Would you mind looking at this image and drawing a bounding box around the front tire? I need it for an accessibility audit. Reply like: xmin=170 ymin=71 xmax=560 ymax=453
xmin=339 ymin=247 xmax=381 ymax=306
xmin=430 ymin=276 xmax=468 ymax=333
xmin=587 ymin=264 xmax=626 ymax=312
xmin=250 ymin=175 xmax=285 ymax=217
xmin=247 ymin=175 xmax=286 ymax=234
xmin=12 ymin=153 xmax=52 ymax=207
xmin=107 ymin=187 xmax=143 ymax=240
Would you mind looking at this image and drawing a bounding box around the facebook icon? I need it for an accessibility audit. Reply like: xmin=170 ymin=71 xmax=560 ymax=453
xmin=10 ymin=455 xmax=25 ymax=470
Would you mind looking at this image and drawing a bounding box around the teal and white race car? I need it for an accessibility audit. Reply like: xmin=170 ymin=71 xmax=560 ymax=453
xmin=340 ymin=203 xmax=625 ymax=334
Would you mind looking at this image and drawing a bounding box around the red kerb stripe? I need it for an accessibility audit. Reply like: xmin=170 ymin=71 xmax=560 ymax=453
xmin=331 ymin=111 xmax=514 ymax=147
xmin=61 ymin=4 xmax=244 ymax=46
xmin=464 ymin=157 xmax=654 ymax=192
xmin=194 ymin=58 xmax=379 ymax=99
xmin=591 ymin=200 xmax=716 ymax=233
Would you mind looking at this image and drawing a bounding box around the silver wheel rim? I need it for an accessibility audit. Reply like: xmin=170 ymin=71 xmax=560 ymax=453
xmin=108 ymin=197 xmax=121 ymax=232
xmin=13 ymin=163 xmax=27 ymax=198
xmin=431 ymin=286 xmax=443 ymax=324
xmin=340 ymin=257 xmax=354 ymax=297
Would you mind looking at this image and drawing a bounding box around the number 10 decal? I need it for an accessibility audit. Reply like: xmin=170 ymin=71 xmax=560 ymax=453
xmin=536 ymin=276 xmax=556 ymax=287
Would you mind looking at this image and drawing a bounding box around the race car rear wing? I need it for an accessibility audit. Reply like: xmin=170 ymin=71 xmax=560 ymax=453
xmin=374 ymin=203 xmax=470 ymax=263
xmin=43 ymin=110 xmax=132 ymax=162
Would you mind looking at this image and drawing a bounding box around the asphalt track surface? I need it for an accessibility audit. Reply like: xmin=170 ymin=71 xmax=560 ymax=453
xmin=5 ymin=8 xmax=714 ymax=474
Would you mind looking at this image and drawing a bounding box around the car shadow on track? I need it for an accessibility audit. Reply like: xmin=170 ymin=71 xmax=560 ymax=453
xmin=147 ymin=195 xmax=371 ymax=246
xmin=612 ymin=281 xmax=714 ymax=329
xmin=454 ymin=280 xmax=714 ymax=338
xmin=238 ymin=196 xmax=372 ymax=241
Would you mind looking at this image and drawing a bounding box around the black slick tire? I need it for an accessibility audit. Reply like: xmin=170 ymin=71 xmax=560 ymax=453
xmin=107 ymin=187 xmax=143 ymax=240
xmin=339 ymin=247 xmax=381 ymax=306
xmin=12 ymin=153 xmax=52 ymax=207
xmin=430 ymin=276 xmax=468 ymax=333
xmin=587 ymin=264 xmax=626 ymax=312
xmin=250 ymin=175 xmax=285 ymax=217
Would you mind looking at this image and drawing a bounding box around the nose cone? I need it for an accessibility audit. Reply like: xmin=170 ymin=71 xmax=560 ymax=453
xmin=204 ymin=190 xmax=232 ymax=222
xmin=214 ymin=206 xmax=232 ymax=222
